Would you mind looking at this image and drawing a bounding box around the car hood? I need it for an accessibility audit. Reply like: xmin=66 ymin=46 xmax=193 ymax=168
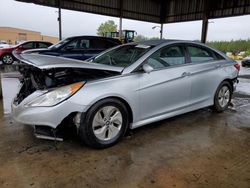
xmin=0 ymin=46 xmax=15 ymax=51
xmin=0 ymin=44 xmax=11 ymax=48
xmin=14 ymin=53 xmax=124 ymax=72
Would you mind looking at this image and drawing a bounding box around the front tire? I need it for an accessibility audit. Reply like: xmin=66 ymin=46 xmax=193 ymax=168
xmin=79 ymin=98 xmax=129 ymax=149
xmin=2 ymin=54 xmax=14 ymax=64
xmin=213 ymin=81 xmax=232 ymax=112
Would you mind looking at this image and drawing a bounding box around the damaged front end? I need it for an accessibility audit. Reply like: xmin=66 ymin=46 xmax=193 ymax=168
xmin=12 ymin=53 xmax=122 ymax=141
xmin=14 ymin=65 xmax=119 ymax=105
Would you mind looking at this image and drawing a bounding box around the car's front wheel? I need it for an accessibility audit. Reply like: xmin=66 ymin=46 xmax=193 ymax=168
xmin=213 ymin=81 xmax=232 ymax=112
xmin=2 ymin=54 xmax=14 ymax=64
xmin=79 ymin=98 xmax=129 ymax=149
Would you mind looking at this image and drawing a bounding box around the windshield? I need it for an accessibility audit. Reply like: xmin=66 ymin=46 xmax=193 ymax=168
xmin=92 ymin=44 xmax=153 ymax=67
xmin=48 ymin=38 xmax=71 ymax=49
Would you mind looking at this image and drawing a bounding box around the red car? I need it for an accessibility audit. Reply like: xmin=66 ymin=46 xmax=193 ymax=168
xmin=0 ymin=41 xmax=52 ymax=64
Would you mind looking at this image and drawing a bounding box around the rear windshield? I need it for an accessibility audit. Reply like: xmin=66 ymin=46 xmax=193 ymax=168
xmin=92 ymin=44 xmax=153 ymax=67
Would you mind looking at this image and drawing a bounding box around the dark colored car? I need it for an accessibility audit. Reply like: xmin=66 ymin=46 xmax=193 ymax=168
xmin=241 ymin=56 xmax=250 ymax=67
xmin=22 ymin=36 xmax=122 ymax=61
xmin=0 ymin=41 xmax=52 ymax=64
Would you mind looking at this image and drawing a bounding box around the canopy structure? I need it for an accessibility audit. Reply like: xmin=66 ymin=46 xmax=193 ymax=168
xmin=16 ymin=0 xmax=250 ymax=42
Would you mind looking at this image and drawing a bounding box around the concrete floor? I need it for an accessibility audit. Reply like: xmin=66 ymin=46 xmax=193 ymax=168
xmin=0 ymin=67 xmax=250 ymax=188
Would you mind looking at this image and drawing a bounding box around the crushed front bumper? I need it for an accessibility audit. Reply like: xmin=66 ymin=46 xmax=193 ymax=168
xmin=12 ymin=96 xmax=88 ymax=129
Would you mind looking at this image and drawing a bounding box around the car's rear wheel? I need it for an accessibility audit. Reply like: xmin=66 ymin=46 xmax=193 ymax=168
xmin=79 ymin=98 xmax=129 ymax=149
xmin=2 ymin=54 xmax=14 ymax=64
xmin=213 ymin=81 xmax=232 ymax=112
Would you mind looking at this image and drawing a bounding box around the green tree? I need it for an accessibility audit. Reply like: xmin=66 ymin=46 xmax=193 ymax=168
xmin=134 ymin=35 xmax=162 ymax=42
xmin=134 ymin=34 xmax=148 ymax=42
xmin=97 ymin=20 xmax=117 ymax=36
xmin=149 ymin=37 xmax=160 ymax=40
xmin=207 ymin=39 xmax=250 ymax=54
xmin=244 ymin=49 xmax=250 ymax=57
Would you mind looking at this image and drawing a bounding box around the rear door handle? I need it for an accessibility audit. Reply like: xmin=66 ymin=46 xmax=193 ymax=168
xmin=181 ymin=72 xmax=191 ymax=77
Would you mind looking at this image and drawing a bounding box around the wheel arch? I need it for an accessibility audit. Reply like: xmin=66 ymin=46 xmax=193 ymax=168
xmin=220 ymin=78 xmax=236 ymax=92
xmin=213 ymin=78 xmax=235 ymax=104
xmin=110 ymin=96 xmax=134 ymax=124
xmin=1 ymin=53 xmax=15 ymax=62
xmin=1 ymin=52 xmax=14 ymax=58
xmin=86 ymin=96 xmax=134 ymax=125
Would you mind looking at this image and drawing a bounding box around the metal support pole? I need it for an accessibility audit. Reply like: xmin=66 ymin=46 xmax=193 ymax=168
xmin=58 ymin=0 xmax=62 ymax=40
xmin=201 ymin=0 xmax=209 ymax=43
xmin=201 ymin=16 xmax=208 ymax=43
xmin=160 ymin=24 xmax=163 ymax=39
xmin=119 ymin=17 xmax=122 ymax=39
xmin=119 ymin=0 xmax=123 ymax=39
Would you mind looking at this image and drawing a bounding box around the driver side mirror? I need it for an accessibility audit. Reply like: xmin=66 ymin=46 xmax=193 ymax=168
xmin=142 ymin=64 xmax=154 ymax=74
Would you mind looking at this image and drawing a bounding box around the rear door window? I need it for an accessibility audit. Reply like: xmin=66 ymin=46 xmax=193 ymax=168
xmin=37 ymin=42 xmax=50 ymax=48
xmin=187 ymin=46 xmax=216 ymax=63
xmin=146 ymin=45 xmax=185 ymax=69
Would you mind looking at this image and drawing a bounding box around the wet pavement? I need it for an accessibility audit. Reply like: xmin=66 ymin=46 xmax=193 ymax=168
xmin=0 ymin=65 xmax=250 ymax=188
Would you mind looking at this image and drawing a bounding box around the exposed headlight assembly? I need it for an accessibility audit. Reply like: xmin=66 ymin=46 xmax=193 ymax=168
xmin=26 ymin=82 xmax=84 ymax=107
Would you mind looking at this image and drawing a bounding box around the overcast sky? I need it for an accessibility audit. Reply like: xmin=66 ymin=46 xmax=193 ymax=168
xmin=1 ymin=0 xmax=250 ymax=41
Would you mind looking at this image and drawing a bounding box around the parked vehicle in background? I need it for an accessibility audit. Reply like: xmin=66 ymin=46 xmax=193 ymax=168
xmin=0 ymin=41 xmax=11 ymax=49
xmin=226 ymin=51 xmax=244 ymax=60
xmin=22 ymin=36 xmax=122 ymax=61
xmin=104 ymin=30 xmax=136 ymax=43
xmin=0 ymin=41 xmax=52 ymax=64
xmin=12 ymin=40 xmax=239 ymax=148
xmin=242 ymin=56 xmax=250 ymax=67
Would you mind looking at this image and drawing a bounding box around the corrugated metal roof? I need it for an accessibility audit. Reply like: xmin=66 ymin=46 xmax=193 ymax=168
xmin=15 ymin=0 xmax=250 ymax=23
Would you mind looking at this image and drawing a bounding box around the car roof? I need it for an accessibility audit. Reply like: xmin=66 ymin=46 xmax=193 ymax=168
xmin=19 ymin=41 xmax=53 ymax=45
xmin=23 ymin=40 xmax=52 ymax=43
xmin=66 ymin=35 xmax=121 ymax=43
xmin=133 ymin=39 xmax=218 ymax=47
xmin=134 ymin=39 xmax=186 ymax=46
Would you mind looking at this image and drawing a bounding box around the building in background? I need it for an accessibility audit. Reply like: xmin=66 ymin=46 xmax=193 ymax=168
xmin=0 ymin=27 xmax=59 ymax=44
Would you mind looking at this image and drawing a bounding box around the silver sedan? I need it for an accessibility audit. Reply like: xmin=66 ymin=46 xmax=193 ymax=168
xmin=12 ymin=40 xmax=239 ymax=148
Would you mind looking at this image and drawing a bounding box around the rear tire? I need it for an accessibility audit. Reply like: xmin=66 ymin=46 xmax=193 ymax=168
xmin=79 ymin=98 xmax=129 ymax=149
xmin=213 ymin=81 xmax=232 ymax=112
xmin=2 ymin=54 xmax=14 ymax=64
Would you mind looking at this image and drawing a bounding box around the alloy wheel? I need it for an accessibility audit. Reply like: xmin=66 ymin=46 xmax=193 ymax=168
xmin=2 ymin=55 xmax=13 ymax=64
xmin=92 ymin=106 xmax=123 ymax=141
xmin=218 ymin=86 xmax=230 ymax=108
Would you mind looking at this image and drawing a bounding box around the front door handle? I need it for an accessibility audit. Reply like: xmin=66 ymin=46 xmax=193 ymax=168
xmin=181 ymin=72 xmax=191 ymax=77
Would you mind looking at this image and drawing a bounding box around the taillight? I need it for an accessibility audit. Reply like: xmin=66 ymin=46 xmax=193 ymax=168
xmin=234 ymin=63 xmax=240 ymax=71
